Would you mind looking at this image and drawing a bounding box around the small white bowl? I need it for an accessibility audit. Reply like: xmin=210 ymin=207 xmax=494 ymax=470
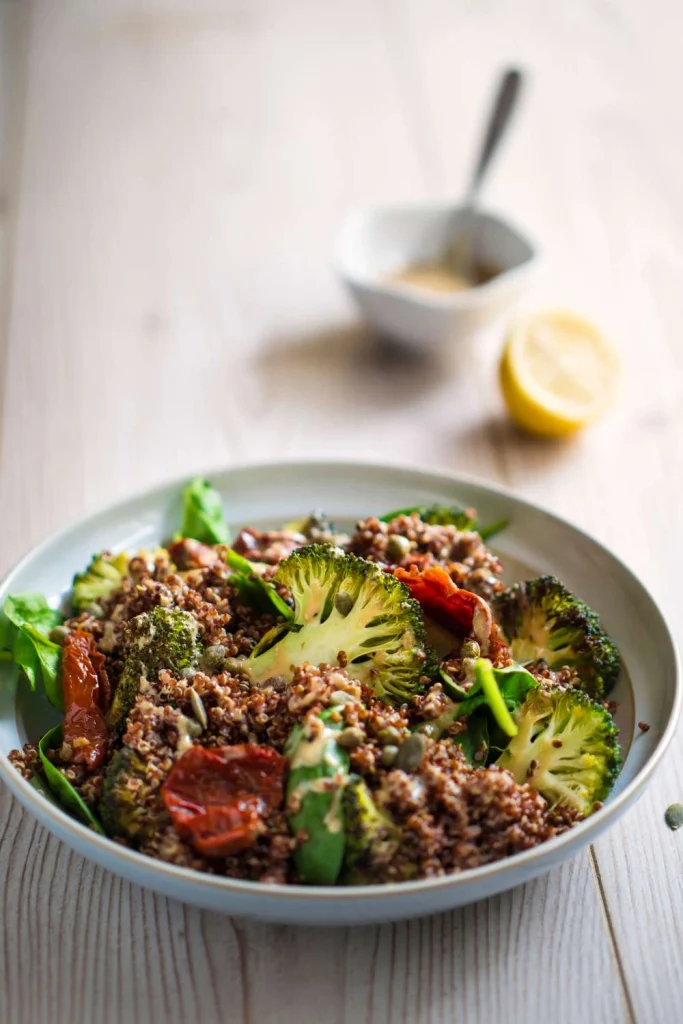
xmin=335 ymin=202 xmax=539 ymax=349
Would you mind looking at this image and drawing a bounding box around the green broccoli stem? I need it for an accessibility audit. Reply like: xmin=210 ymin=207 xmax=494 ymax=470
xmin=474 ymin=659 xmax=518 ymax=738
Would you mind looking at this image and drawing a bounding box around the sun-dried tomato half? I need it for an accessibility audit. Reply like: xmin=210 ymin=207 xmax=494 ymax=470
xmin=61 ymin=630 xmax=110 ymax=769
xmin=162 ymin=745 xmax=286 ymax=858
xmin=394 ymin=564 xmax=484 ymax=635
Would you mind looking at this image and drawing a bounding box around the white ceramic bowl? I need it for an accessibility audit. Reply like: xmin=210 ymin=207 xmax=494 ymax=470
xmin=0 ymin=461 xmax=678 ymax=925
xmin=335 ymin=203 xmax=539 ymax=349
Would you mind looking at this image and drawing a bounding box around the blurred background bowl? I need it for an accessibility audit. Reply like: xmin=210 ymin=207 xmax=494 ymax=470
xmin=335 ymin=202 xmax=539 ymax=350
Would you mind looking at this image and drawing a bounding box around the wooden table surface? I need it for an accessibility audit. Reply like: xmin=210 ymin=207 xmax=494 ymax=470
xmin=1 ymin=1 xmax=682 ymax=1021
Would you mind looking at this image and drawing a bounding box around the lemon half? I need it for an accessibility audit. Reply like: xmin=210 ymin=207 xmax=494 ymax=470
xmin=500 ymin=310 xmax=619 ymax=438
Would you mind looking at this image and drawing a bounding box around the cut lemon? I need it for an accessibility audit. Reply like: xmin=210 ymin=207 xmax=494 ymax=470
xmin=500 ymin=310 xmax=619 ymax=438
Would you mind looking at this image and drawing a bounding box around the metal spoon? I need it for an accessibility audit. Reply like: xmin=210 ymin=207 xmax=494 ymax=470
xmin=446 ymin=67 xmax=524 ymax=281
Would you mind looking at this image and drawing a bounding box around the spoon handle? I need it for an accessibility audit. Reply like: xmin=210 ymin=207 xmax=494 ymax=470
xmin=467 ymin=68 xmax=523 ymax=204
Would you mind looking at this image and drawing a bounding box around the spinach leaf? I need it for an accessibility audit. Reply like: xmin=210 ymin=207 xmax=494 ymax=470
xmin=0 ymin=594 xmax=64 ymax=710
xmin=38 ymin=726 xmax=104 ymax=833
xmin=450 ymin=663 xmax=538 ymax=763
xmin=179 ymin=477 xmax=231 ymax=545
xmin=4 ymin=593 xmax=62 ymax=634
xmin=17 ymin=625 xmax=63 ymax=709
xmin=456 ymin=713 xmax=490 ymax=766
xmin=493 ymin=664 xmax=538 ymax=707
xmin=439 ymin=666 xmax=469 ymax=700
xmin=225 ymin=549 xmax=294 ymax=621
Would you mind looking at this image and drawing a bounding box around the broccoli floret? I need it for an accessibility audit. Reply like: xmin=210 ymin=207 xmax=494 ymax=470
xmin=100 ymin=748 xmax=160 ymax=841
xmin=246 ymin=545 xmax=430 ymax=704
xmin=494 ymin=575 xmax=620 ymax=698
xmin=342 ymin=777 xmax=403 ymax=883
xmin=72 ymin=552 xmax=130 ymax=613
xmin=106 ymin=606 xmax=201 ymax=733
xmin=496 ymin=687 xmax=621 ymax=815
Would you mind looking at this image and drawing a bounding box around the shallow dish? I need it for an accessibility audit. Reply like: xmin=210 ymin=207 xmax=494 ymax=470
xmin=0 ymin=461 xmax=678 ymax=925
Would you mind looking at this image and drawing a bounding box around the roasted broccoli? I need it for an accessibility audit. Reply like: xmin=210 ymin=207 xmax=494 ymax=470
xmin=494 ymin=575 xmax=620 ymax=698
xmin=380 ymin=504 xmax=476 ymax=530
xmin=342 ymin=777 xmax=403 ymax=883
xmin=246 ymin=545 xmax=430 ymax=704
xmin=72 ymin=552 xmax=130 ymax=613
xmin=100 ymin=747 xmax=160 ymax=841
xmin=106 ymin=606 xmax=200 ymax=733
xmin=496 ymin=687 xmax=621 ymax=815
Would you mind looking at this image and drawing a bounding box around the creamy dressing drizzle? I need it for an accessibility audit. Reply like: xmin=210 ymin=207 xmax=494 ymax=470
xmin=289 ymin=717 xmax=334 ymax=770
xmin=472 ymin=603 xmax=492 ymax=656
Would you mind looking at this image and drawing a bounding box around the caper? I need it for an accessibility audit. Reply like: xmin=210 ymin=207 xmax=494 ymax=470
xmin=395 ymin=733 xmax=426 ymax=772
xmin=385 ymin=534 xmax=412 ymax=562
xmin=377 ymin=726 xmax=402 ymax=746
xmin=380 ymin=745 xmax=399 ymax=767
xmin=48 ymin=625 xmax=70 ymax=645
xmin=461 ymin=639 xmax=481 ymax=660
xmin=337 ymin=726 xmax=364 ymax=749
xmin=200 ymin=644 xmax=227 ymax=673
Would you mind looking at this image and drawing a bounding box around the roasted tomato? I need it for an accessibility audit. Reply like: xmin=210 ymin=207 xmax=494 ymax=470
xmin=162 ymin=744 xmax=286 ymax=857
xmin=168 ymin=538 xmax=220 ymax=570
xmin=394 ymin=564 xmax=491 ymax=643
xmin=61 ymin=630 xmax=110 ymax=769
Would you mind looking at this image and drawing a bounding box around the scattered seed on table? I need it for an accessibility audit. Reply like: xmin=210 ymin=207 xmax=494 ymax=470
xmin=665 ymin=804 xmax=683 ymax=831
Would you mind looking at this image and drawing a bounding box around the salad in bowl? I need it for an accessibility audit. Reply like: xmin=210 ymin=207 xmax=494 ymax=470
xmin=5 ymin=477 xmax=622 ymax=888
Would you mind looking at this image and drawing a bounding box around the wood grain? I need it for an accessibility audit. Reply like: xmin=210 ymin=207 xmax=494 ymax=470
xmin=0 ymin=0 xmax=680 ymax=1020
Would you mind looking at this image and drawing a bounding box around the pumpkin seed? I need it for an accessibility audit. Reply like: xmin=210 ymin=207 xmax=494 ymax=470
xmin=188 ymin=687 xmax=208 ymax=730
xmin=665 ymin=803 xmax=683 ymax=830
xmin=378 ymin=726 xmax=402 ymax=746
xmin=48 ymin=625 xmax=70 ymax=645
xmin=380 ymin=745 xmax=399 ymax=768
xmin=395 ymin=732 xmax=426 ymax=772
xmin=337 ymin=726 xmax=364 ymax=749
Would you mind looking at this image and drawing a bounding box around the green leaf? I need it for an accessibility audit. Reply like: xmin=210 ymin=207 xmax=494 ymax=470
xmin=493 ymin=664 xmax=538 ymax=707
xmin=439 ymin=667 xmax=469 ymax=700
xmin=16 ymin=625 xmax=63 ymax=710
xmin=456 ymin=713 xmax=489 ymax=766
xmin=478 ymin=518 xmax=510 ymax=542
xmin=225 ymin=549 xmax=294 ymax=620
xmin=38 ymin=726 xmax=105 ymax=833
xmin=178 ymin=477 xmax=231 ymax=545
xmin=1 ymin=594 xmax=64 ymax=709
xmin=4 ymin=594 xmax=62 ymax=635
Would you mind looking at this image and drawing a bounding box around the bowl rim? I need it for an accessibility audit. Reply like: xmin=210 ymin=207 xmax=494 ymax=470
xmin=0 ymin=456 xmax=679 ymax=904
xmin=333 ymin=200 xmax=541 ymax=309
